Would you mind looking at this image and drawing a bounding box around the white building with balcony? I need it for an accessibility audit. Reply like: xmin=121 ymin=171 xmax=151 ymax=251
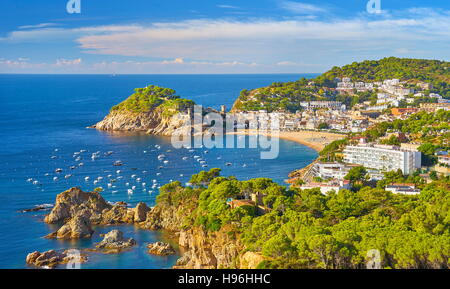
xmin=343 ymin=144 xmax=421 ymax=175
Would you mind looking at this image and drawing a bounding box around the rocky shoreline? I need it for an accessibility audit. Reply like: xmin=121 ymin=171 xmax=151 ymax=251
xmin=91 ymin=108 xmax=189 ymax=136
xmin=27 ymin=187 xmax=261 ymax=269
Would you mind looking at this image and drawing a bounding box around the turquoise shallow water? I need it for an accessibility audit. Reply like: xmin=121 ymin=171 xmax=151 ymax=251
xmin=0 ymin=74 xmax=318 ymax=268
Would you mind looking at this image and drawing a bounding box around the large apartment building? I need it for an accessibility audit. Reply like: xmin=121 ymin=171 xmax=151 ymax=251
xmin=343 ymin=144 xmax=421 ymax=175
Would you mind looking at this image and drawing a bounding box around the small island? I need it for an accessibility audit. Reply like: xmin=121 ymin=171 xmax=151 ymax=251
xmin=92 ymin=85 xmax=195 ymax=135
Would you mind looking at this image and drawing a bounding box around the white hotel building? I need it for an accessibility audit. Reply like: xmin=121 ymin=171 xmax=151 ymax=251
xmin=343 ymin=144 xmax=421 ymax=175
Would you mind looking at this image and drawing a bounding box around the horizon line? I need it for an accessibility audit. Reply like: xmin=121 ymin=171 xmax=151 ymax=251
xmin=0 ymin=72 xmax=323 ymax=76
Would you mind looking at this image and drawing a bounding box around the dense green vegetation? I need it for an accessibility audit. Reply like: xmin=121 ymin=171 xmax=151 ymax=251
xmin=155 ymin=168 xmax=450 ymax=269
xmin=111 ymin=85 xmax=195 ymax=113
xmin=233 ymin=57 xmax=450 ymax=112
xmin=233 ymin=78 xmax=325 ymax=113
xmin=317 ymin=57 xmax=450 ymax=93
xmin=362 ymin=110 xmax=450 ymax=147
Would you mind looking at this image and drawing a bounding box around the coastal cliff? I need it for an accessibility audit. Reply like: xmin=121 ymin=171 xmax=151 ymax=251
xmin=143 ymin=203 xmax=250 ymax=269
xmin=91 ymin=85 xmax=195 ymax=136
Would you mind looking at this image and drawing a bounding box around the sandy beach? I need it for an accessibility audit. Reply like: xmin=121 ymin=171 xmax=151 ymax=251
xmin=227 ymin=129 xmax=346 ymax=152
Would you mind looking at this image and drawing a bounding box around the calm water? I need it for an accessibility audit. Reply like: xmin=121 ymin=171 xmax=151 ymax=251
xmin=0 ymin=74 xmax=318 ymax=269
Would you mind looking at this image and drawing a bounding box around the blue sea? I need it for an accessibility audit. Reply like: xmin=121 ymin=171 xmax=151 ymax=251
xmin=0 ymin=74 xmax=318 ymax=269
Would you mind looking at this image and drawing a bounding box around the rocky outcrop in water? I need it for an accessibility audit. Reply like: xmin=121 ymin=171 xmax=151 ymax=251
xmin=26 ymin=249 xmax=87 ymax=268
xmin=96 ymin=230 xmax=136 ymax=253
xmin=147 ymin=242 xmax=176 ymax=256
xmin=44 ymin=188 xmax=149 ymax=239
xmin=44 ymin=187 xmax=111 ymax=224
xmin=46 ymin=212 xmax=93 ymax=239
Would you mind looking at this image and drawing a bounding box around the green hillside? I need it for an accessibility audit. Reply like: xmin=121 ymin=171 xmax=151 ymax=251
xmin=232 ymin=57 xmax=450 ymax=112
xmin=111 ymin=85 xmax=195 ymax=114
xmin=316 ymin=57 xmax=450 ymax=87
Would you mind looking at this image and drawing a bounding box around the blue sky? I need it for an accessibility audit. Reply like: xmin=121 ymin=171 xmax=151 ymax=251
xmin=1 ymin=0 xmax=449 ymax=74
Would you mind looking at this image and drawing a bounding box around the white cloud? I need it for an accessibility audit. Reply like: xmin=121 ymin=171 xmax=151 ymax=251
xmin=55 ymin=58 xmax=82 ymax=66
xmin=280 ymin=1 xmax=326 ymax=14
xmin=217 ymin=5 xmax=240 ymax=9
xmin=18 ymin=23 xmax=58 ymax=30
xmin=73 ymin=13 xmax=450 ymax=64
xmin=1 ymin=6 xmax=450 ymax=73
xmin=277 ymin=61 xmax=298 ymax=66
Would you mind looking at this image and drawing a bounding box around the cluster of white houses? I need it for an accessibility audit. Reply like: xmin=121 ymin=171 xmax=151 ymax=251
xmin=336 ymin=78 xmax=413 ymax=96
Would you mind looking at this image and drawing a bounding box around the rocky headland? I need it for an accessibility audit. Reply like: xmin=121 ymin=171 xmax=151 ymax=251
xmin=31 ymin=186 xmax=262 ymax=269
xmin=90 ymin=85 xmax=196 ymax=136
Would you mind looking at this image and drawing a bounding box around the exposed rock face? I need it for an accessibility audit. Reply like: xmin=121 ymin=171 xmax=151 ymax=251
xmin=92 ymin=108 xmax=189 ymax=136
xmin=142 ymin=204 xmax=245 ymax=269
xmin=134 ymin=202 xmax=151 ymax=223
xmin=147 ymin=242 xmax=176 ymax=256
xmin=142 ymin=204 xmax=185 ymax=231
xmin=44 ymin=187 xmax=111 ymax=224
xmin=174 ymin=228 xmax=243 ymax=269
xmin=240 ymin=251 xmax=265 ymax=269
xmin=44 ymin=188 xmax=149 ymax=240
xmin=100 ymin=205 xmax=135 ymax=225
xmin=26 ymin=249 xmax=86 ymax=268
xmin=96 ymin=230 xmax=136 ymax=253
xmin=46 ymin=212 xmax=93 ymax=239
